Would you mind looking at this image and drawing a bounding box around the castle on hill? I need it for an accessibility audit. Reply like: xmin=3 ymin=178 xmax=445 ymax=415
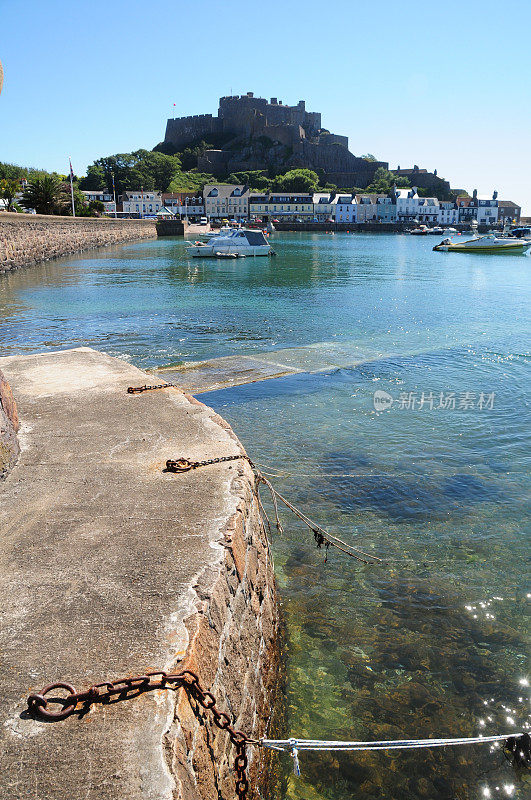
xmin=163 ymin=92 xmax=387 ymax=188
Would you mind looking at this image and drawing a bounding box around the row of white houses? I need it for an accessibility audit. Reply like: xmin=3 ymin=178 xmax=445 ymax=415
xmin=84 ymin=185 xmax=520 ymax=226
xmin=188 ymin=185 xmax=505 ymax=225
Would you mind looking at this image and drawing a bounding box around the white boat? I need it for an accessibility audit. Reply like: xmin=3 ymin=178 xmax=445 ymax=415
xmin=409 ymin=225 xmax=430 ymax=235
xmin=187 ymin=228 xmax=273 ymax=258
xmin=443 ymin=227 xmax=458 ymax=234
xmin=433 ymin=234 xmax=531 ymax=254
xmin=197 ymin=224 xmax=235 ymax=240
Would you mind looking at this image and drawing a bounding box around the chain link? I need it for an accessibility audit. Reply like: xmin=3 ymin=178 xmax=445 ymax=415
xmin=127 ymin=384 xmax=174 ymax=394
xmin=165 ymin=455 xmax=253 ymax=473
xmin=27 ymin=669 xmax=254 ymax=799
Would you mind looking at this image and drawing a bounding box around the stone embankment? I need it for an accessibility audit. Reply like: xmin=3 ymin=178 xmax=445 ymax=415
xmin=0 ymin=212 xmax=157 ymax=272
xmin=0 ymin=369 xmax=19 ymax=478
xmin=0 ymin=348 xmax=280 ymax=800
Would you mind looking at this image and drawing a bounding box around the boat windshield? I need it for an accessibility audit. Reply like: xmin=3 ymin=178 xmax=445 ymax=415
xmin=243 ymin=230 xmax=268 ymax=246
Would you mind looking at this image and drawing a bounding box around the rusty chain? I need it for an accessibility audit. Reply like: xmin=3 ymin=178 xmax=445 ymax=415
xmin=27 ymin=669 xmax=253 ymax=799
xmin=166 ymin=455 xmax=254 ymax=473
xmin=127 ymin=383 xmax=174 ymax=394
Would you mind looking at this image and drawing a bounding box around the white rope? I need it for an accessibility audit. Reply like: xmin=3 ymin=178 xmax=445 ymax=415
xmin=261 ymin=733 xmax=519 ymax=752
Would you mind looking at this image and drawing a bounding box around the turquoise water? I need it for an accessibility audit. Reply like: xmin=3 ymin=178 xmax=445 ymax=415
xmin=1 ymin=233 xmax=530 ymax=799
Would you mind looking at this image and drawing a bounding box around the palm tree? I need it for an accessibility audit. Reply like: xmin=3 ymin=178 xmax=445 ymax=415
xmin=21 ymin=175 xmax=62 ymax=215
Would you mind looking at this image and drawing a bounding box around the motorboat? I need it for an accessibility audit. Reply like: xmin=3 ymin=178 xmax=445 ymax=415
xmin=429 ymin=226 xmax=444 ymax=235
xmin=433 ymin=234 xmax=531 ymax=254
xmin=443 ymin=227 xmax=458 ymax=234
xmin=197 ymin=224 xmax=235 ymax=239
xmin=409 ymin=225 xmax=430 ymax=235
xmin=187 ymin=228 xmax=273 ymax=258
xmin=508 ymin=226 xmax=531 ymax=239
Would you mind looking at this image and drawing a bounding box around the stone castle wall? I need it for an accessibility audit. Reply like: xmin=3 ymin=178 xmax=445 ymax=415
xmin=0 ymin=212 xmax=156 ymax=273
xmin=165 ymin=94 xmax=322 ymax=152
xmin=165 ymin=114 xmax=224 ymax=150
xmin=402 ymin=171 xmax=451 ymax=195
xmin=164 ymin=95 xmax=389 ymax=186
xmin=295 ymin=141 xmax=388 ymax=185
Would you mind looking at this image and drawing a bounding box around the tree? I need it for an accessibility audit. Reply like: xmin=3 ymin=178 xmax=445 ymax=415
xmin=366 ymin=167 xmax=410 ymax=195
xmin=0 ymin=178 xmax=20 ymax=211
xmin=85 ymin=149 xmax=183 ymax=196
xmin=0 ymin=163 xmax=27 ymax=181
xmin=21 ymin=175 xmax=62 ymax=214
xmin=78 ymin=164 xmax=105 ymax=191
xmin=227 ymin=170 xmax=273 ymax=191
xmin=361 ymin=154 xmax=377 ymax=162
xmin=273 ymin=169 xmax=320 ymax=193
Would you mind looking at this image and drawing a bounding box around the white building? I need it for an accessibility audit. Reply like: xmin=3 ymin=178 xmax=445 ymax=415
xmin=438 ymin=201 xmax=459 ymax=226
xmin=395 ymin=187 xmax=439 ymax=224
xmin=121 ymin=191 xmax=162 ymax=217
xmin=313 ymin=192 xmax=335 ymax=222
xmin=334 ymin=194 xmax=356 ymax=223
xmin=475 ymin=192 xmax=498 ymax=226
xmin=81 ymin=189 xmax=116 ymax=215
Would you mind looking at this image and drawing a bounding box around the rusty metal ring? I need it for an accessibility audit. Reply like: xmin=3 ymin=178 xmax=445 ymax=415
xmin=166 ymin=459 xmax=193 ymax=473
xmin=28 ymin=683 xmax=77 ymax=720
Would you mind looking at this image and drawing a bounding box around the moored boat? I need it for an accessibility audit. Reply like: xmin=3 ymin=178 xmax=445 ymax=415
xmin=187 ymin=228 xmax=273 ymax=258
xmin=433 ymin=234 xmax=531 ymax=254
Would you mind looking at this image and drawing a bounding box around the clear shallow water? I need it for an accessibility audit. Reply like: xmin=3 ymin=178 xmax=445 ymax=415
xmin=1 ymin=233 xmax=530 ymax=799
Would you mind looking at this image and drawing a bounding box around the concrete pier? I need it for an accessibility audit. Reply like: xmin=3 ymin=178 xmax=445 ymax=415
xmin=0 ymin=348 xmax=279 ymax=800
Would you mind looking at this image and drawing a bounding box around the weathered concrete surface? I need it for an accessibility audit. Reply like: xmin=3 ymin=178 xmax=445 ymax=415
xmin=0 ymin=368 xmax=19 ymax=478
xmin=0 ymin=212 xmax=157 ymax=273
xmin=154 ymin=341 xmax=376 ymax=393
xmin=0 ymin=348 xmax=280 ymax=800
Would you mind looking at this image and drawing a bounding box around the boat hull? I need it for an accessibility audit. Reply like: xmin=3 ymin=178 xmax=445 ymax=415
xmin=434 ymin=241 xmax=530 ymax=254
xmin=187 ymin=244 xmax=271 ymax=258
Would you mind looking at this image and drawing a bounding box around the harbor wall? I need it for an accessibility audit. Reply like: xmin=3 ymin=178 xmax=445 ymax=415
xmin=0 ymin=349 xmax=281 ymax=800
xmin=172 ymin=415 xmax=282 ymax=798
xmin=0 ymin=212 xmax=157 ymax=273
xmin=273 ymin=221 xmax=407 ymax=233
xmin=272 ymin=222 xmax=495 ymax=233
xmin=0 ymin=369 xmax=19 ymax=479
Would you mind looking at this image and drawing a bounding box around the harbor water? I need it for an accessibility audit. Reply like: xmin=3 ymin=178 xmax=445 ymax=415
xmin=1 ymin=232 xmax=529 ymax=799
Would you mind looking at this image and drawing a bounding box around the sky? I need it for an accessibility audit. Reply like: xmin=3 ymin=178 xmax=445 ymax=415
xmin=1 ymin=0 xmax=530 ymax=212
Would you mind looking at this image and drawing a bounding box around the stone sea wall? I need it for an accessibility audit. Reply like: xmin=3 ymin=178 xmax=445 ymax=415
xmin=172 ymin=410 xmax=282 ymax=798
xmin=0 ymin=369 xmax=19 ymax=479
xmin=0 ymin=349 xmax=281 ymax=800
xmin=0 ymin=212 xmax=157 ymax=272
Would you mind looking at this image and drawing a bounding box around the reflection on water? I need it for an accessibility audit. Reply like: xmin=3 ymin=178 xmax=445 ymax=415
xmin=1 ymin=233 xmax=530 ymax=798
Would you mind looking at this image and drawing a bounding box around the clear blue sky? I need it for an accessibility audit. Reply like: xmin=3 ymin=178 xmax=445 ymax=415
xmin=1 ymin=0 xmax=530 ymax=211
